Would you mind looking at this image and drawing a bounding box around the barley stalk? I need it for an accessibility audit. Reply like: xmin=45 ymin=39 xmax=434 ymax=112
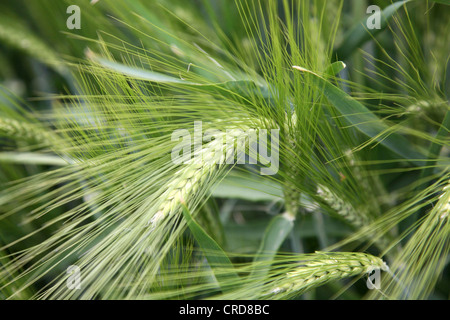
xmin=269 ymin=252 xmax=388 ymax=296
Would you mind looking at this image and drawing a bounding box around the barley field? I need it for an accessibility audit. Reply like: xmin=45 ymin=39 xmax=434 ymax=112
xmin=0 ymin=0 xmax=449 ymax=301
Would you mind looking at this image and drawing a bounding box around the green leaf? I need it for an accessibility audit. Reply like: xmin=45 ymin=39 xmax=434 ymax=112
xmin=431 ymin=0 xmax=450 ymax=4
xmin=293 ymin=66 xmax=425 ymax=166
xmin=0 ymin=152 xmax=67 ymax=166
xmin=94 ymin=57 xmax=188 ymax=84
xmin=181 ymin=204 xmax=240 ymax=291
xmin=334 ymin=1 xmax=410 ymax=60
xmin=211 ymin=174 xmax=283 ymax=202
xmin=325 ymin=61 xmax=346 ymax=77
xmin=92 ymin=56 xmax=271 ymax=99
xmin=196 ymin=198 xmax=226 ymax=247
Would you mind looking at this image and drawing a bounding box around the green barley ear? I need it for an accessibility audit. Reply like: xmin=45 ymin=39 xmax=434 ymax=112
xmin=316 ymin=184 xmax=391 ymax=251
xmin=282 ymin=113 xmax=301 ymax=220
xmin=144 ymin=251 xmax=389 ymax=300
xmin=317 ymin=184 xmax=370 ymax=228
xmin=151 ymin=126 xmax=252 ymax=225
xmin=0 ymin=15 xmax=63 ymax=73
xmin=439 ymin=183 xmax=450 ymax=221
xmin=0 ymin=117 xmax=60 ymax=148
xmin=1 ymin=0 xmax=448 ymax=301
xmin=269 ymin=252 xmax=388 ymax=299
xmin=374 ymin=176 xmax=450 ymax=299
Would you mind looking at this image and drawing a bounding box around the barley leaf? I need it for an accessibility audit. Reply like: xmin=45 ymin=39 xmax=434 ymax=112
xmin=431 ymin=0 xmax=450 ymax=4
xmin=334 ymin=0 xmax=410 ymax=60
xmin=181 ymin=204 xmax=240 ymax=290
xmin=293 ymin=66 xmax=425 ymax=166
xmin=212 ymin=174 xmax=283 ymax=201
xmin=0 ymin=152 xmax=67 ymax=166
xmin=93 ymin=57 xmax=270 ymax=99
xmin=325 ymin=61 xmax=346 ymax=77
xmin=197 ymin=198 xmax=226 ymax=247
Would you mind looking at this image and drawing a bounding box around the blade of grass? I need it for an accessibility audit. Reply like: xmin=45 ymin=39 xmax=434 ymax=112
xmin=92 ymin=57 xmax=271 ymax=99
xmin=293 ymin=66 xmax=425 ymax=166
xmin=334 ymin=1 xmax=410 ymax=60
xmin=325 ymin=61 xmax=347 ymax=77
xmin=430 ymin=0 xmax=450 ymax=4
xmin=197 ymin=198 xmax=226 ymax=247
xmin=211 ymin=174 xmax=283 ymax=202
xmin=0 ymin=152 xmax=68 ymax=166
xmin=181 ymin=203 xmax=240 ymax=291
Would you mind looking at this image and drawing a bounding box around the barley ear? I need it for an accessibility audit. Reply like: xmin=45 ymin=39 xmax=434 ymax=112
xmin=0 ymin=117 xmax=60 ymax=147
xmin=151 ymin=127 xmax=251 ymax=225
xmin=317 ymin=184 xmax=369 ymax=228
xmin=269 ymin=252 xmax=388 ymax=297
xmin=283 ymin=113 xmax=301 ymax=220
